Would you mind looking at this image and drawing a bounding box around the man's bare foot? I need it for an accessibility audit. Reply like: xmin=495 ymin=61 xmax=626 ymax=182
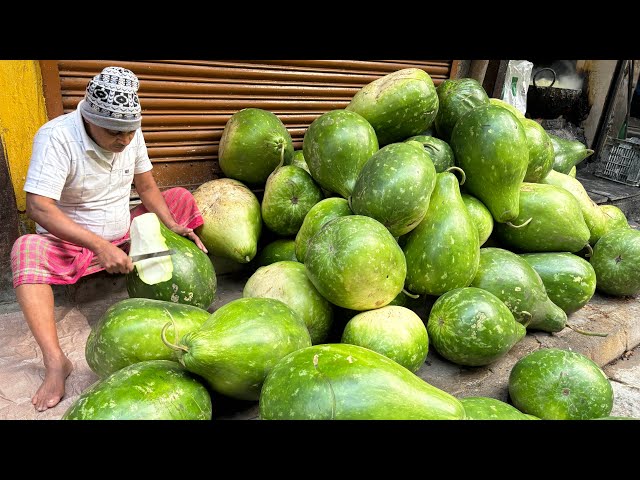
xmin=32 ymin=357 xmax=73 ymax=412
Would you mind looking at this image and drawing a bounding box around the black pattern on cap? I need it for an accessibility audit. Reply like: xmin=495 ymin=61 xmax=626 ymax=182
xmin=85 ymin=67 xmax=141 ymax=121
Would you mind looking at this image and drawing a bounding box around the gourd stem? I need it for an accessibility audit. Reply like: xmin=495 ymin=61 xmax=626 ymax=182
xmin=446 ymin=166 xmax=466 ymax=185
xmin=402 ymin=288 xmax=420 ymax=299
xmin=566 ymin=323 xmax=608 ymax=337
xmin=169 ymin=311 xmax=179 ymax=345
xmin=507 ymin=217 xmax=533 ymax=229
xmin=520 ymin=311 xmax=533 ymax=328
xmin=347 ymin=195 xmax=353 ymax=212
xmin=313 ymin=354 xmax=336 ymax=420
xmin=584 ymin=243 xmax=594 ymax=258
xmin=160 ymin=311 xmax=189 ymax=352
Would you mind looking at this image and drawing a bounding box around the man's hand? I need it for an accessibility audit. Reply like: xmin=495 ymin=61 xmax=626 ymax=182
xmin=169 ymin=224 xmax=208 ymax=254
xmin=133 ymin=172 xmax=208 ymax=254
xmin=94 ymin=242 xmax=134 ymax=274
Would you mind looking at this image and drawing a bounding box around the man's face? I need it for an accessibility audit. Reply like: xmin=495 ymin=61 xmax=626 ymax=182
xmin=85 ymin=121 xmax=137 ymax=153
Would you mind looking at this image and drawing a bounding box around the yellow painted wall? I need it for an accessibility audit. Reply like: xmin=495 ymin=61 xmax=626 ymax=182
xmin=0 ymin=61 xmax=48 ymax=213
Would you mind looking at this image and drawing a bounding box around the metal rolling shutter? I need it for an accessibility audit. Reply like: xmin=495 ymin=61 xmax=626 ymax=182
xmin=41 ymin=60 xmax=458 ymax=192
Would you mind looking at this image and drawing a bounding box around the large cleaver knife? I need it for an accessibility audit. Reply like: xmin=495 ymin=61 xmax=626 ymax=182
xmin=130 ymin=249 xmax=176 ymax=262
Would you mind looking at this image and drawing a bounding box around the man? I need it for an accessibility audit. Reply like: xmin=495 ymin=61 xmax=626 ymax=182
xmin=10 ymin=66 xmax=208 ymax=412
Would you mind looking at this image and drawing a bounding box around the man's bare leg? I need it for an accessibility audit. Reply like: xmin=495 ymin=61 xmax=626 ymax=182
xmin=15 ymin=284 xmax=73 ymax=411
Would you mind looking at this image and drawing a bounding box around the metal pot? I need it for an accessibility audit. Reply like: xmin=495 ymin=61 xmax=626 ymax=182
xmin=526 ymin=67 xmax=589 ymax=123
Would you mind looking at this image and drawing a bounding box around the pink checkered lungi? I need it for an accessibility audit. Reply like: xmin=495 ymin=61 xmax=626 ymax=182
xmin=11 ymin=187 xmax=203 ymax=288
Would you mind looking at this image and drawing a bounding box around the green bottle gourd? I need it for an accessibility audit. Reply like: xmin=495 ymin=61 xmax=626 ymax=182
xmin=402 ymin=170 xmax=480 ymax=296
xmin=450 ymin=104 xmax=529 ymax=223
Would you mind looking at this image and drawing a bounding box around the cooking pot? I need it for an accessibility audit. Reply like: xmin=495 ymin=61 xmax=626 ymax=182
xmin=526 ymin=67 xmax=589 ymax=123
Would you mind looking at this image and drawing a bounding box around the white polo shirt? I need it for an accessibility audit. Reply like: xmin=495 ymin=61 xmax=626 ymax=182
xmin=24 ymin=106 xmax=153 ymax=241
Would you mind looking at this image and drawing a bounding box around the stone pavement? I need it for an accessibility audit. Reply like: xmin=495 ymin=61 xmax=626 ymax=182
xmin=0 ymin=269 xmax=639 ymax=420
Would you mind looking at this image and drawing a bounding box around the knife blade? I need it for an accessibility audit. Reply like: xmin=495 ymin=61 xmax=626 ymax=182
xmin=130 ymin=249 xmax=176 ymax=262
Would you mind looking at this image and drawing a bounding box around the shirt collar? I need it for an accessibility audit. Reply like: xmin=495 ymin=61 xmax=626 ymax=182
xmin=75 ymin=103 xmax=116 ymax=164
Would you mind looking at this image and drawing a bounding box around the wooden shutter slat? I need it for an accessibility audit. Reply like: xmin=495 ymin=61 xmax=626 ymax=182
xmin=144 ymin=126 xmax=311 ymax=143
xmin=230 ymin=60 xmax=452 ymax=76
xmin=58 ymin=61 xmax=386 ymax=85
xmin=63 ymin=97 xmax=350 ymax=111
xmin=60 ymin=78 xmax=361 ymax=97
xmin=145 ymin=127 xmax=308 ymax=147
xmin=153 ymin=59 xmax=452 ymax=72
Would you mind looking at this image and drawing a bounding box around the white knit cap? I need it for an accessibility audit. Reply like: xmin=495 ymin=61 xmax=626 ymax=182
xmin=79 ymin=66 xmax=142 ymax=131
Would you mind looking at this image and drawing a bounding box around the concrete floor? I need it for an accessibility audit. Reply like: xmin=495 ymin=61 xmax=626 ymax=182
xmin=0 ymin=268 xmax=639 ymax=421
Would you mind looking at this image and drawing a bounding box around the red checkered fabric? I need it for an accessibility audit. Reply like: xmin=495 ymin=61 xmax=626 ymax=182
xmin=11 ymin=187 xmax=203 ymax=288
